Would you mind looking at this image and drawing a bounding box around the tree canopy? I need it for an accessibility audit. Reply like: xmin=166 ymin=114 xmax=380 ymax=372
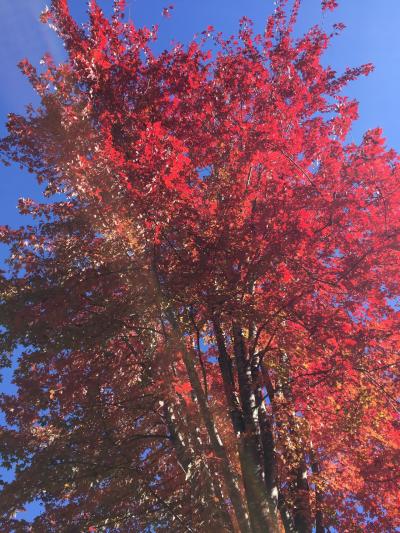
xmin=0 ymin=0 xmax=399 ymax=531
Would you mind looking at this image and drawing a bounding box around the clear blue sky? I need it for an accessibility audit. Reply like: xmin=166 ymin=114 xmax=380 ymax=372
xmin=0 ymin=0 xmax=399 ymax=523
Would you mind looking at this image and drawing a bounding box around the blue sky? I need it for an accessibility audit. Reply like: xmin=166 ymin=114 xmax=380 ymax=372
xmin=0 ymin=0 xmax=399 ymax=524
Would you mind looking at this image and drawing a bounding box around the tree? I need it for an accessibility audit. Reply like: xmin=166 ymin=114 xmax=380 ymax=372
xmin=0 ymin=0 xmax=399 ymax=531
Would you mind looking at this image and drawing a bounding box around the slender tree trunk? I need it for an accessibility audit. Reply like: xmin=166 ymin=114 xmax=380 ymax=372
xmin=293 ymin=460 xmax=312 ymax=533
xmin=311 ymin=451 xmax=325 ymax=533
xmin=164 ymin=401 xmax=233 ymax=531
xmin=174 ymin=394 xmax=235 ymax=532
xmin=169 ymin=318 xmax=251 ymax=533
xmin=232 ymin=324 xmax=278 ymax=533
xmin=260 ymin=362 xmax=311 ymax=533
xmin=214 ymin=318 xmax=279 ymax=532
xmin=215 ymin=319 xmax=280 ymax=532
xmin=253 ymin=365 xmax=279 ymax=518
xmin=213 ymin=318 xmax=245 ymax=435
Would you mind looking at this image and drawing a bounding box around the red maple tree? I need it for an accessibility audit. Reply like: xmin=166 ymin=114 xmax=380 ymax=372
xmin=0 ymin=1 xmax=399 ymax=531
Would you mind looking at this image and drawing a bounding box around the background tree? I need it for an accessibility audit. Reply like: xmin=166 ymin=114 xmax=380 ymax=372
xmin=0 ymin=0 xmax=399 ymax=531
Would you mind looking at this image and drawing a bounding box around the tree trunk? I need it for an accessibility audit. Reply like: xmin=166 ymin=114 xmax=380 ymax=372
xmin=164 ymin=401 xmax=233 ymax=531
xmin=232 ymin=324 xmax=278 ymax=533
xmin=170 ymin=318 xmax=251 ymax=533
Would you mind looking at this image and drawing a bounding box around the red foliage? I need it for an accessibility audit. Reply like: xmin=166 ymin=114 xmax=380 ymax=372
xmin=0 ymin=1 xmax=399 ymax=531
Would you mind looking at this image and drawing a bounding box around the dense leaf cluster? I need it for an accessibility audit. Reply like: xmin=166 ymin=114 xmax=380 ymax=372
xmin=0 ymin=1 xmax=399 ymax=531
